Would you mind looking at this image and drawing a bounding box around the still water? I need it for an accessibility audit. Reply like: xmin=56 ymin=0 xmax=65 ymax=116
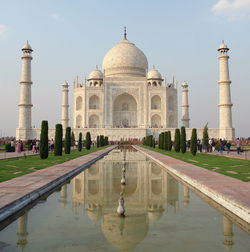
xmin=0 ymin=147 xmax=249 ymax=252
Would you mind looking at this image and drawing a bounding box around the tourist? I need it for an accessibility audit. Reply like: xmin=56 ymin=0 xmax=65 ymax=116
xmin=10 ymin=140 xmax=15 ymax=152
xmin=219 ymin=139 xmax=223 ymax=154
xmin=211 ymin=138 xmax=215 ymax=152
xmin=16 ymin=140 xmax=21 ymax=154
xmin=236 ymin=138 xmax=241 ymax=155
xmin=208 ymin=138 xmax=212 ymax=152
xmin=226 ymin=141 xmax=231 ymax=154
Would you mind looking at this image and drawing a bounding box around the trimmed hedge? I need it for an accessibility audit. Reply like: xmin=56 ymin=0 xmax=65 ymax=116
xmin=180 ymin=126 xmax=186 ymax=154
xmin=191 ymin=128 xmax=197 ymax=156
xmin=40 ymin=120 xmax=48 ymax=159
xmin=65 ymin=127 xmax=71 ymax=154
xmin=54 ymin=124 xmax=63 ymax=156
xmin=78 ymin=133 xmax=82 ymax=151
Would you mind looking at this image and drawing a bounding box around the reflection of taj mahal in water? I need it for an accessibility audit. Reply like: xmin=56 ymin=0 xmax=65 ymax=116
xmin=15 ymin=149 xmax=236 ymax=251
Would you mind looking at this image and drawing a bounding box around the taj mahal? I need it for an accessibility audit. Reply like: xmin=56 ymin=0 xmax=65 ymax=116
xmin=16 ymin=28 xmax=235 ymax=141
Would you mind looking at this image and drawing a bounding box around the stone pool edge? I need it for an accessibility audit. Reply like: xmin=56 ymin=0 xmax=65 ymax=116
xmin=134 ymin=145 xmax=250 ymax=224
xmin=0 ymin=146 xmax=116 ymax=223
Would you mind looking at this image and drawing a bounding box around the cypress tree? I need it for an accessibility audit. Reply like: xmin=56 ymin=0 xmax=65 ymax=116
xmin=54 ymin=124 xmax=63 ymax=156
xmin=160 ymin=133 xmax=164 ymax=149
xmin=191 ymin=128 xmax=197 ymax=156
xmin=40 ymin=120 xmax=49 ymax=159
xmin=78 ymin=132 xmax=82 ymax=151
xmin=153 ymin=138 xmax=155 ymax=148
xmin=97 ymin=135 xmax=100 ymax=147
xmin=65 ymin=127 xmax=71 ymax=154
xmin=164 ymin=132 xmax=168 ymax=150
xmin=86 ymin=132 xmax=91 ymax=150
xmin=174 ymin=128 xmax=180 ymax=152
xmin=100 ymin=135 xmax=104 ymax=146
xmin=168 ymin=131 xmax=172 ymax=151
xmin=71 ymin=131 xmax=75 ymax=147
xmin=203 ymin=124 xmax=209 ymax=152
xmin=180 ymin=126 xmax=186 ymax=154
xmin=105 ymin=136 xmax=108 ymax=146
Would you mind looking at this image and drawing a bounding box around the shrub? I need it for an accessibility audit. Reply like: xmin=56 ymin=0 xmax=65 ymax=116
xmin=54 ymin=124 xmax=63 ymax=156
xmin=160 ymin=133 xmax=164 ymax=149
xmin=40 ymin=120 xmax=49 ymax=159
xmin=100 ymin=135 xmax=104 ymax=146
xmin=71 ymin=131 xmax=75 ymax=147
xmin=78 ymin=133 xmax=82 ymax=151
xmin=97 ymin=135 xmax=100 ymax=147
xmin=164 ymin=132 xmax=168 ymax=150
xmin=168 ymin=131 xmax=172 ymax=151
xmin=65 ymin=127 xmax=71 ymax=154
xmin=180 ymin=126 xmax=186 ymax=154
xmin=190 ymin=128 xmax=197 ymax=156
xmin=202 ymin=124 xmax=209 ymax=151
xmin=5 ymin=143 xmax=12 ymax=152
xmin=174 ymin=128 xmax=180 ymax=152
xmin=105 ymin=136 xmax=109 ymax=146
xmin=86 ymin=132 xmax=91 ymax=150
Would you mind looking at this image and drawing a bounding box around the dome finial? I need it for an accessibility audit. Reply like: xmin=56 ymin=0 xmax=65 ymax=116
xmin=124 ymin=26 xmax=127 ymax=39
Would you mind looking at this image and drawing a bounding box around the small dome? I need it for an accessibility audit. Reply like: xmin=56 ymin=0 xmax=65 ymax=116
xmin=218 ymin=41 xmax=229 ymax=51
xmin=88 ymin=68 xmax=103 ymax=80
xmin=182 ymin=81 xmax=188 ymax=88
xmin=22 ymin=41 xmax=33 ymax=51
xmin=102 ymin=36 xmax=148 ymax=77
xmin=147 ymin=68 xmax=162 ymax=80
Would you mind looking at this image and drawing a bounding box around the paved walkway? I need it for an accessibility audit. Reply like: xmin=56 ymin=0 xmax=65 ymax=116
xmin=204 ymin=150 xmax=250 ymax=160
xmin=0 ymin=150 xmax=39 ymax=160
xmin=0 ymin=146 xmax=115 ymax=222
xmin=136 ymin=146 xmax=250 ymax=224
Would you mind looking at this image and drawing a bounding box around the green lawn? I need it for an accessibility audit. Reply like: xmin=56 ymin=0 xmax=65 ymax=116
xmin=141 ymin=146 xmax=250 ymax=182
xmin=0 ymin=146 xmax=108 ymax=182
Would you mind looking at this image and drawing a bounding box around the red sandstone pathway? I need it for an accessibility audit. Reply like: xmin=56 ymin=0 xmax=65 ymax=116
xmin=0 ymin=146 xmax=114 ymax=220
xmin=136 ymin=146 xmax=250 ymax=223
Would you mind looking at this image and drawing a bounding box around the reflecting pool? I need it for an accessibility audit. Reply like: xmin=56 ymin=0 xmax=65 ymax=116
xmin=0 ymin=147 xmax=249 ymax=251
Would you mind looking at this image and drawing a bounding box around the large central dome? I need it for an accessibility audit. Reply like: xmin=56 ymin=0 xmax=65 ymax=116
xmin=102 ymin=34 xmax=148 ymax=77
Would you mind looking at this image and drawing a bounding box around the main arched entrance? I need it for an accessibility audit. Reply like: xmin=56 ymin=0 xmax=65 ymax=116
xmin=113 ymin=93 xmax=137 ymax=128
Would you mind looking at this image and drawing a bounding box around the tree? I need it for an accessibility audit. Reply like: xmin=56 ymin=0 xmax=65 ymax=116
xmin=180 ymin=126 xmax=186 ymax=154
xmin=54 ymin=124 xmax=63 ymax=156
xmin=65 ymin=127 xmax=71 ymax=154
xmin=174 ymin=128 xmax=180 ymax=152
xmin=78 ymin=133 xmax=82 ymax=151
xmin=100 ymin=135 xmax=104 ymax=146
xmin=97 ymin=135 xmax=100 ymax=147
xmin=191 ymin=128 xmax=197 ymax=156
xmin=202 ymin=123 xmax=209 ymax=152
xmin=153 ymin=138 xmax=156 ymax=148
xmin=86 ymin=132 xmax=91 ymax=150
xmin=40 ymin=120 xmax=48 ymax=159
xmin=168 ymin=131 xmax=172 ymax=151
xmin=105 ymin=136 xmax=109 ymax=146
xmin=160 ymin=133 xmax=164 ymax=149
xmin=71 ymin=131 xmax=75 ymax=147
xmin=164 ymin=132 xmax=168 ymax=150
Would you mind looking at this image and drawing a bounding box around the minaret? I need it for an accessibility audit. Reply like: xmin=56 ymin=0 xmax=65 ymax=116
xmin=17 ymin=213 xmax=28 ymax=250
xmin=61 ymin=81 xmax=69 ymax=129
xmin=218 ymin=41 xmax=234 ymax=140
xmin=181 ymin=81 xmax=190 ymax=128
xmin=222 ymin=216 xmax=234 ymax=251
xmin=17 ymin=41 xmax=33 ymax=141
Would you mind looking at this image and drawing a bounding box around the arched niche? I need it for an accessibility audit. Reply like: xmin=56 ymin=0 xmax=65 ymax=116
xmin=168 ymin=96 xmax=174 ymax=110
xmin=76 ymin=96 xmax=82 ymax=111
xmin=88 ymin=180 xmax=99 ymax=195
xmin=75 ymin=179 xmax=82 ymax=194
xmin=89 ymin=114 xmax=100 ymax=128
xmin=76 ymin=115 xmax=82 ymax=128
xmin=89 ymin=95 xmax=100 ymax=109
xmin=151 ymin=114 xmax=161 ymax=128
xmin=113 ymin=93 xmax=137 ymax=127
xmin=151 ymin=95 xmax=161 ymax=110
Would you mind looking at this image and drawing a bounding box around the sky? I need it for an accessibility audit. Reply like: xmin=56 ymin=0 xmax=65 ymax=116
xmin=0 ymin=0 xmax=249 ymax=137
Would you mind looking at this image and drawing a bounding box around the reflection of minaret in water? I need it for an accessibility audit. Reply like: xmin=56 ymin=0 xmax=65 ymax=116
xmin=60 ymin=184 xmax=68 ymax=207
xmin=223 ymin=216 xmax=234 ymax=251
xmin=183 ymin=185 xmax=190 ymax=206
xmin=16 ymin=213 xmax=28 ymax=251
xmin=167 ymin=174 xmax=179 ymax=212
